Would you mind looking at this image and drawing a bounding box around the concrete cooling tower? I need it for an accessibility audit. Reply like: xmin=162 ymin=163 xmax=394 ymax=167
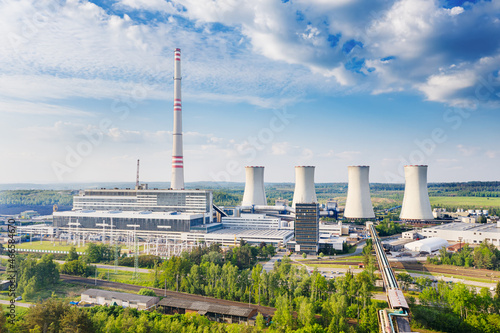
xmin=344 ymin=166 xmax=375 ymax=219
xmin=241 ymin=166 xmax=267 ymax=206
xmin=292 ymin=166 xmax=317 ymax=207
xmin=400 ymin=165 xmax=434 ymax=220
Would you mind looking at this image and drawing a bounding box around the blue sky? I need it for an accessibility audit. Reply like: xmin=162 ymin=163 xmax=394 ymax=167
xmin=0 ymin=0 xmax=499 ymax=184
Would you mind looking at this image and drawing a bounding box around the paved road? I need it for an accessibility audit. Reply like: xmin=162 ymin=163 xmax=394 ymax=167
xmin=336 ymin=240 xmax=366 ymax=258
xmin=0 ymin=300 xmax=33 ymax=308
xmin=262 ymin=252 xmax=285 ymax=272
xmin=405 ymin=271 xmax=496 ymax=291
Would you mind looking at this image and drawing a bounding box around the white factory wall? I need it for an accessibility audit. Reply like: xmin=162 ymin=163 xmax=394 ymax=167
xmin=221 ymin=213 xmax=282 ymax=230
xmin=421 ymin=223 xmax=500 ymax=247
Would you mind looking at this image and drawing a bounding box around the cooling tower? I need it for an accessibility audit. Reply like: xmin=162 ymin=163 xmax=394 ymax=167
xmin=344 ymin=166 xmax=375 ymax=219
xmin=292 ymin=166 xmax=317 ymax=207
xmin=241 ymin=166 xmax=267 ymax=206
xmin=171 ymin=48 xmax=185 ymax=190
xmin=400 ymin=165 xmax=434 ymax=220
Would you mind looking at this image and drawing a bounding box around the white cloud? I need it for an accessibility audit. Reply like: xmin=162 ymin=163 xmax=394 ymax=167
xmin=0 ymin=99 xmax=92 ymax=116
xmin=116 ymin=0 xmax=177 ymax=12
xmin=485 ymin=150 xmax=499 ymax=159
xmin=271 ymin=142 xmax=291 ymax=156
xmin=417 ymin=70 xmax=476 ymax=105
xmin=448 ymin=6 xmax=464 ymax=16
xmin=457 ymin=144 xmax=479 ymax=157
xmin=335 ymin=150 xmax=361 ymax=161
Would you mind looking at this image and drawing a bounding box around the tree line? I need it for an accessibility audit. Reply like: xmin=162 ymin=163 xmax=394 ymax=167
xmin=428 ymin=242 xmax=500 ymax=270
xmin=0 ymin=190 xmax=74 ymax=206
xmin=409 ymin=279 xmax=500 ymax=332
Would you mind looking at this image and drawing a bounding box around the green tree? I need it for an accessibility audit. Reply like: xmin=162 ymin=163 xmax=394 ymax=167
xmin=22 ymin=276 xmax=39 ymax=301
xmin=396 ymin=273 xmax=413 ymax=291
xmin=61 ymin=259 xmax=94 ymax=277
xmin=297 ymin=297 xmax=315 ymax=327
xmin=273 ymin=295 xmax=293 ymax=331
xmin=59 ymin=307 xmax=94 ymax=333
xmin=23 ymin=299 xmax=68 ymax=332
xmin=138 ymin=288 xmax=157 ymax=297
xmin=255 ymin=313 xmax=266 ymax=330
xmin=66 ymin=246 xmax=79 ymax=262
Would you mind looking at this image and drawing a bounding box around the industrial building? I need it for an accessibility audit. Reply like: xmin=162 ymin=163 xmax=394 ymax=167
xmin=221 ymin=213 xmax=283 ymax=230
xmin=53 ymin=210 xmax=208 ymax=233
xmin=420 ymin=222 xmax=500 ymax=247
xmin=47 ymin=48 xmax=450 ymax=257
xmin=400 ymin=165 xmax=434 ymax=221
xmin=344 ymin=166 xmax=375 ymax=219
xmin=71 ymin=189 xmax=213 ymax=215
xmin=185 ymin=229 xmax=294 ymax=247
xmin=404 ymin=237 xmax=449 ymax=253
xmin=158 ymin=296 xmax=259 ymax=324
xmin=81 ymin=289 xmax=159 ymax=310
xmin=294 ymin=203 xmax=320 ymax=254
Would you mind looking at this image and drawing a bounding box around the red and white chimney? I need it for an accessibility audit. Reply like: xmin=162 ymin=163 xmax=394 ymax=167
xmin=171 ymin=48 xmax=184 ymax=190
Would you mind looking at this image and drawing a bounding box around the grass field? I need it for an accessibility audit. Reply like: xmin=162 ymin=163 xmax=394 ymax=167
xmin=16 ymin=242 xmax=89 ymax=252
xmin=15 ymin=242 xmax=144 ymax=253
xmin=1 ymin=304 xmax=29 ymax=316
xmin=429 ymin=196 xmax=500 ymax=208
xmin=95 ymin=268 xmax=153 ymax=287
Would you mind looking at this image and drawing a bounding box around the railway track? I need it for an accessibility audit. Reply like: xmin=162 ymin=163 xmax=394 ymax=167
xmin=60 ymin=274 xmax=276 ymax=316
xmin=0 ymin=266 xmax=276 ymax=316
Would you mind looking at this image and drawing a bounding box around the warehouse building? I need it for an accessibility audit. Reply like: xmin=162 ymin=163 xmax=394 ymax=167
xmin=221 ymin=213 xmax=283 ymax=230
xmin=420 ymin=222 xmax=500 ymax=247
xmin=158 ymin=296 xmax=259 ymax=324
xmin=81 ymin=289 xmax=159 ymax=310
xmin=404 ymin=237 xmax=449 ymax=253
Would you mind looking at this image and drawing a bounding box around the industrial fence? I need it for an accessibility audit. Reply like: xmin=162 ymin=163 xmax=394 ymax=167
xmin=15 ymin=248 xmax=84 ymax=255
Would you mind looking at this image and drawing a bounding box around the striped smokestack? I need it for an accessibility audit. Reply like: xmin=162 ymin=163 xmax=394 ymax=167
xmin=171 ymin=48 xmax=184 ymax=189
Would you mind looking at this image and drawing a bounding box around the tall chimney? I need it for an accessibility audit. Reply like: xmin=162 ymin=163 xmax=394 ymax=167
xmin=400 ymin=165 xmax=434 ymax=220
xmin=171 ymin=48 xmax=184 ymax=190
xmin=241 ymin=166 xmax=267 ymax=206
xmin=292 ymin=166 xmax=317 ymax=208
xmin=344 ymin=166 xmax=375 ymax=219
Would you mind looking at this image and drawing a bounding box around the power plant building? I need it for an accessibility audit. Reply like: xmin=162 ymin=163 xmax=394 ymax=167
xmin=344 ymin=166 xmax=375 ymax=219
xmin=221 ymin=214 xmax=282 ymax=230
xmin=294 ymin=203 xmax=319 ymax=254
xmin=400 ymin=165 xmax=434 ymax=221
xmin=72 ymin=189 xmax=213 ymax=215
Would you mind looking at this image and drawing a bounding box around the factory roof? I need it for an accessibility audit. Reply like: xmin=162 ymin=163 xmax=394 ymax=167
xmin=383 ymin=238 xmax=414 ymax=246
xmin=405 ymin=237 xmax=449 ymax=252
xmin=209 ymin=229 xmax=293 ymax=238
xmin=426 ymin=222 xmax=500 ymax=234
xmin=82 ymin=289 xmax=158 ymax=304
xmin=158 ymin=296 xmax=256 ymax=318
xmin=53 ymin=210 xmax=202 ymax=220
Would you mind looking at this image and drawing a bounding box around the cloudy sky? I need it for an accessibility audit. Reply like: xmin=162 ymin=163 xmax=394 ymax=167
xmin=0 ymin=0 xmax=499 ymax=184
